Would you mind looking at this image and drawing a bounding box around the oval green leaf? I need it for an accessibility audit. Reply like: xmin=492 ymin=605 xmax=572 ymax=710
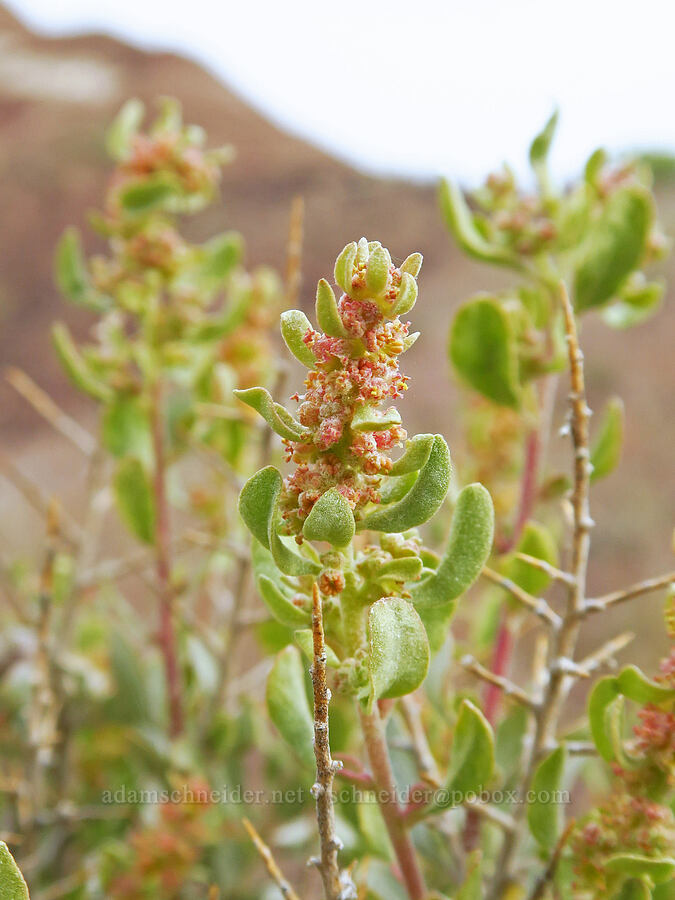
xmin=316 ymin=278 xmax=347 ymax=337
xmin=435 ymin=700 xmax=494 ymax=810
xmin=527 ymin=745 xmax=567 ymax=851
xmin=280 ymin=309 xmax=317 ymax=368
xmin=266 ymin=646 xmax=315 ymax=770
xmin=113 ymin=457 xmax=156 ymax=545
xmin=302 ymin=488 xmax=355 ymax=547
xmin=590 ymin=397 xmax=624 ymax=482
xmin=234 ymin=386 xmax=309 ymax=441
xmin=368 ymin=598 xmax=430 ymax=706
xmin=0 ymin=842 xmax=30 ymax=900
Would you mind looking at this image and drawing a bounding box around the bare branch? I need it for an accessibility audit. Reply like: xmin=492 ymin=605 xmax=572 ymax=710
xmin=242 ymin=817 xmax=301 ymax=900
xmin=512 ymin=552 xmax=575 ymax=586
xmin=310 ymin=583 xmax=352 ymax=900
xmin=585 ymin=571 xmax=675 ymax=615
xmin=460 ymin=655 xmax=539 ymax=711
xmin=481 ymin=566 xmax=561 ymax=628
xmin=575 ymin=631 xmax=635 ymax=676
xmin=399 ymin=694 xmax=442 ymax=786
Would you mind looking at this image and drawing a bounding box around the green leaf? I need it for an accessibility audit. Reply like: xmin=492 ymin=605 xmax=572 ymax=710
xmin=366 ymin=244 xmax=391 ymax=295
xmin=416 ymin=602 xmax=458 ymax=656
xmin=334 ymin=241 xmax=357 ymax=294
xmin=606 ymin=855 xmax=675 ymax=885
xmin=352 ymin=404 xmax=402 ymax=432
xmin=54 ymin=228 xmax=108 ymax=311
xmin=302 ymin=488 xmax=355 ymax=547
xmin=113 ymin=457 xmax=156 ymax=544
xmin=357 ymin=797 xmax=393 ymax=860
xmin=367 ymin=598 xmax=429 ymax=706
xmin=574 ymin=186 xmax=653 ymax=311
xmin=502 ymin=520 xmax=558 ymax=597
xmin=102 ymin=394 xmax=152 ymax=464
xmin=495 ymin=704 xmax=529 ymax=780
xmin=106 ymin=97 xmax=144 ymax=160
xmin=52 ymin=323 xmax=112 ymax=402
xmin=588 ymin=676 xmax=621 ymax=762
xmin=529 ymin=110 xmax=559 ymax=172
xmin=118 ymin=174 xmax=179 ymax=214
xmin=239 ymin=466 xmax=281 ymax=549
xmin=200 ymin=231 xmax=243 ymax=284
xmin=294 ymin=629 xmax=340 ymax=668
xmin=456 ymin=853 xmax=483 ymax=900
xmin=358 ymin=435 xmax=451 ymax=533
xmin=374 ymin=557 xmax=424 ymax=584
xmin=270 ymin=532 xmax=321 ymax=577
xmin=436 ymin=700 xmax=494 ymax=809
xmin=411 ymin=483 xmax=494 ymax=609
xmin=449 ymin=296 xmax=521 ymax=408
xmin=591 ymin=397 xmax=624 ymax=482
xmin=439 ymin=179 xmax=517 ymax=268
xmin=234 ymin=387 xmax=309 ymax=441
xmin=400 ymin=252 xmax=423 ymax=278
xmin=616 ymin=665 xmax=675 ymax=705
xmin=0 ymin=841 xmax=30 ymax=899
xmin=266 ymin=646 xmax=314 ymax=770
xmin=109 ymin=631 xmax=152 ymax=723
xmin=280 ymin=309 xmax=317 ymax=368
xmin=390 ymin=434 xmax=434 ymax=475
xmin=603 ymin=281 xmax=664 ymax=329
xmin=379 ymin=471 xmax=418 ymax=504
xmin=316 ymin=278 xmax=347 ymax=337
xmin=391 ymin=272 xmax=418 ymax=316
xmin=257 ymin=575 xmax=310 ymax=628
xmin=527 ymin=745 xmax=566 ymax=851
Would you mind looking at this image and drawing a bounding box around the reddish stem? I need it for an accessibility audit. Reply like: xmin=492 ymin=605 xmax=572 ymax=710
xmin=151 ymin=381 xmax=183 ymax=737
xmin=360 ymin=707 xmax=427 ymax=900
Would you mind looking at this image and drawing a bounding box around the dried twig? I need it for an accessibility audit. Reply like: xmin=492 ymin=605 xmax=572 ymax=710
xmin=481 ymin=566 xmax=561 ymax=627
xmin=5 ymin=367 xmax=96 ymax=457
xmin=513 ymin=552 xmax=575 ymax=586
xmin=461 ymin=655 xmax=539 ymax=711
xmin=310 ymin=584 xmax=351 ymax=900
xmin=242 ymin=817 xmax=301 ymax=900
xmin=585 ymin=571 xmax=675 ymax=615
xmin=399 ymin=694 xmax=441 ymax=786
xmin=575 ymin=631 xmax=634 ymax=676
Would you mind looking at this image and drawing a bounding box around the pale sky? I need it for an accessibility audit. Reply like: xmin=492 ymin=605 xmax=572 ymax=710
xmin=5 ymin=0 xmax=675 ymax=183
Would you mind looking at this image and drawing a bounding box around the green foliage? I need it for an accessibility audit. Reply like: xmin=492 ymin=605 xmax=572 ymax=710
xmin=449 ymin=296 xmax=521 ymax=408
xmin=590 ymin=396 xmax=625 ymax=482
xmin=435 ymin=700 xmax=494 ymax=810
xmin=234 ymin=387 xmax=309 ymax=441
xmin=280 ymin=309 xmax=317 ymax=368
xmin=367 ymin=598 xmax=430 ymax=706
xmin=266 ymin=646 xmax=315 ymax=770
xmin=302 ymin=488 xmax=356 ymax=547
xmin=527 ymin=745 xmax=567 ymax=851
xmin=0 ymin=842 xmax=30 ymax=900
xmin=113 ymin=457 xmax=156 ymax=544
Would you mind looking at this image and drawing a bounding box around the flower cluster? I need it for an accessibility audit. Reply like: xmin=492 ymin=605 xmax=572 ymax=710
xmin=279 ymin=238 xmax=422 ymax=535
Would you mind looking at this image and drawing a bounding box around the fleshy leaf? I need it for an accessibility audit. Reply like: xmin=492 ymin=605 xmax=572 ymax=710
xmin=352 ymin=404 xmax=402 ymax=433
xmin=391 ymin=272 xmax=418 ymax=316
xmin=603 ymin=281 xmax=664 ymax=329
xmin=435 ymin=700 xmax=494 ymax=809
xmin=400 ymin=252 xmax=423 ymax=278
xmin=605 ymin=855 xmax=675 ymax=885
xmin=375 ymin=557 xmax=424 ymax=583
xmin=113 ymin=457 xmax=156 ymax=545
xmin=234 ymin=387 xmax=309 ymax=441
xmin=316 ymin=278 xmax=347 ymax=337
xmin=0 ymin=842 xmax=30 ymax=899
xmin=590 ymin=397 xmax=624 ymax=482
xmin=390 ymin=434 xmax=434 ymax=476
xmin=280 ymin=310 xmax=317 ymax=368
xmin=106 ymin=98 xmax=144 ymax=160
xmin=379 ymin=471 xmax=418 ymax=504
xmin=574 ymin=186 xmax=653 ymax=311
xmin=266 ymin=646 xmax=315 ymax=769
xmin=588 ymin=676 xmax=621 ymax=762
xmin=302 ymin=488 xmax=356 ymax=547
xmin=529 ymin=110 xmax=559 ymax=173
xmin=615 ymin=665 xmax=675 ymax=705
xmin=294 ymin=629 xmax=340 ymax=668
xmin=200 ymin=231 xmax=243 ymax=285
xmin=54 ymin=228 xmax=108 ymax=312
xmin=366 ymin=244 xmax=391 ymax=295
xmin=367 ymin=598 xmax=429 ymax=706
xmin=439 ymin=178 xmax=517 ymax=268
xmin=52 ymin=323 xmax=112 ymax=402
xmin=269 ymin=531 xmax=321 ymax=577
xmin=239 ymin=466 xmax=282 ymax=549
xmin=358 ymin=435 xmax=451 ymax=533
xmin=456 ymin=853 xmax=483 ymax=900
xmin=118 ymin=174 xmax=178 ymax=214
xmin=527 ymin=745 xmax=567 ymax=851
xmin=449 ymin=296 xmax=521 ymax=408
xmin=102 ymin=394 xmax=152 ymax=465
xmin=411 ymin=483 xmax=494 ymax=609
xmin=257 ymin=575 xmax=310 ymax=628
xmin=334 ymin=241 xmax=357 ymax=294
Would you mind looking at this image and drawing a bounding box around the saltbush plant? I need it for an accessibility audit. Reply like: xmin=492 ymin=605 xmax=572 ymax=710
xmin=0 ymin=105 xmax=673 ymax=900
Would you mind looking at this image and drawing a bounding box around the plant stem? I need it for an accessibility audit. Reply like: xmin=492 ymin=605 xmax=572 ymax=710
xmin=242 ymin=817 xmax=301 ymax=900
xmin=359 ymin=706 xmax=427 ymax=900
xmin=490 ymin=284 xmax=592 ymax=897
xmin=310 ymin=584 xmax=352 ymax=900
xmin=150 ymin=379 xmax=183 ymax=738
